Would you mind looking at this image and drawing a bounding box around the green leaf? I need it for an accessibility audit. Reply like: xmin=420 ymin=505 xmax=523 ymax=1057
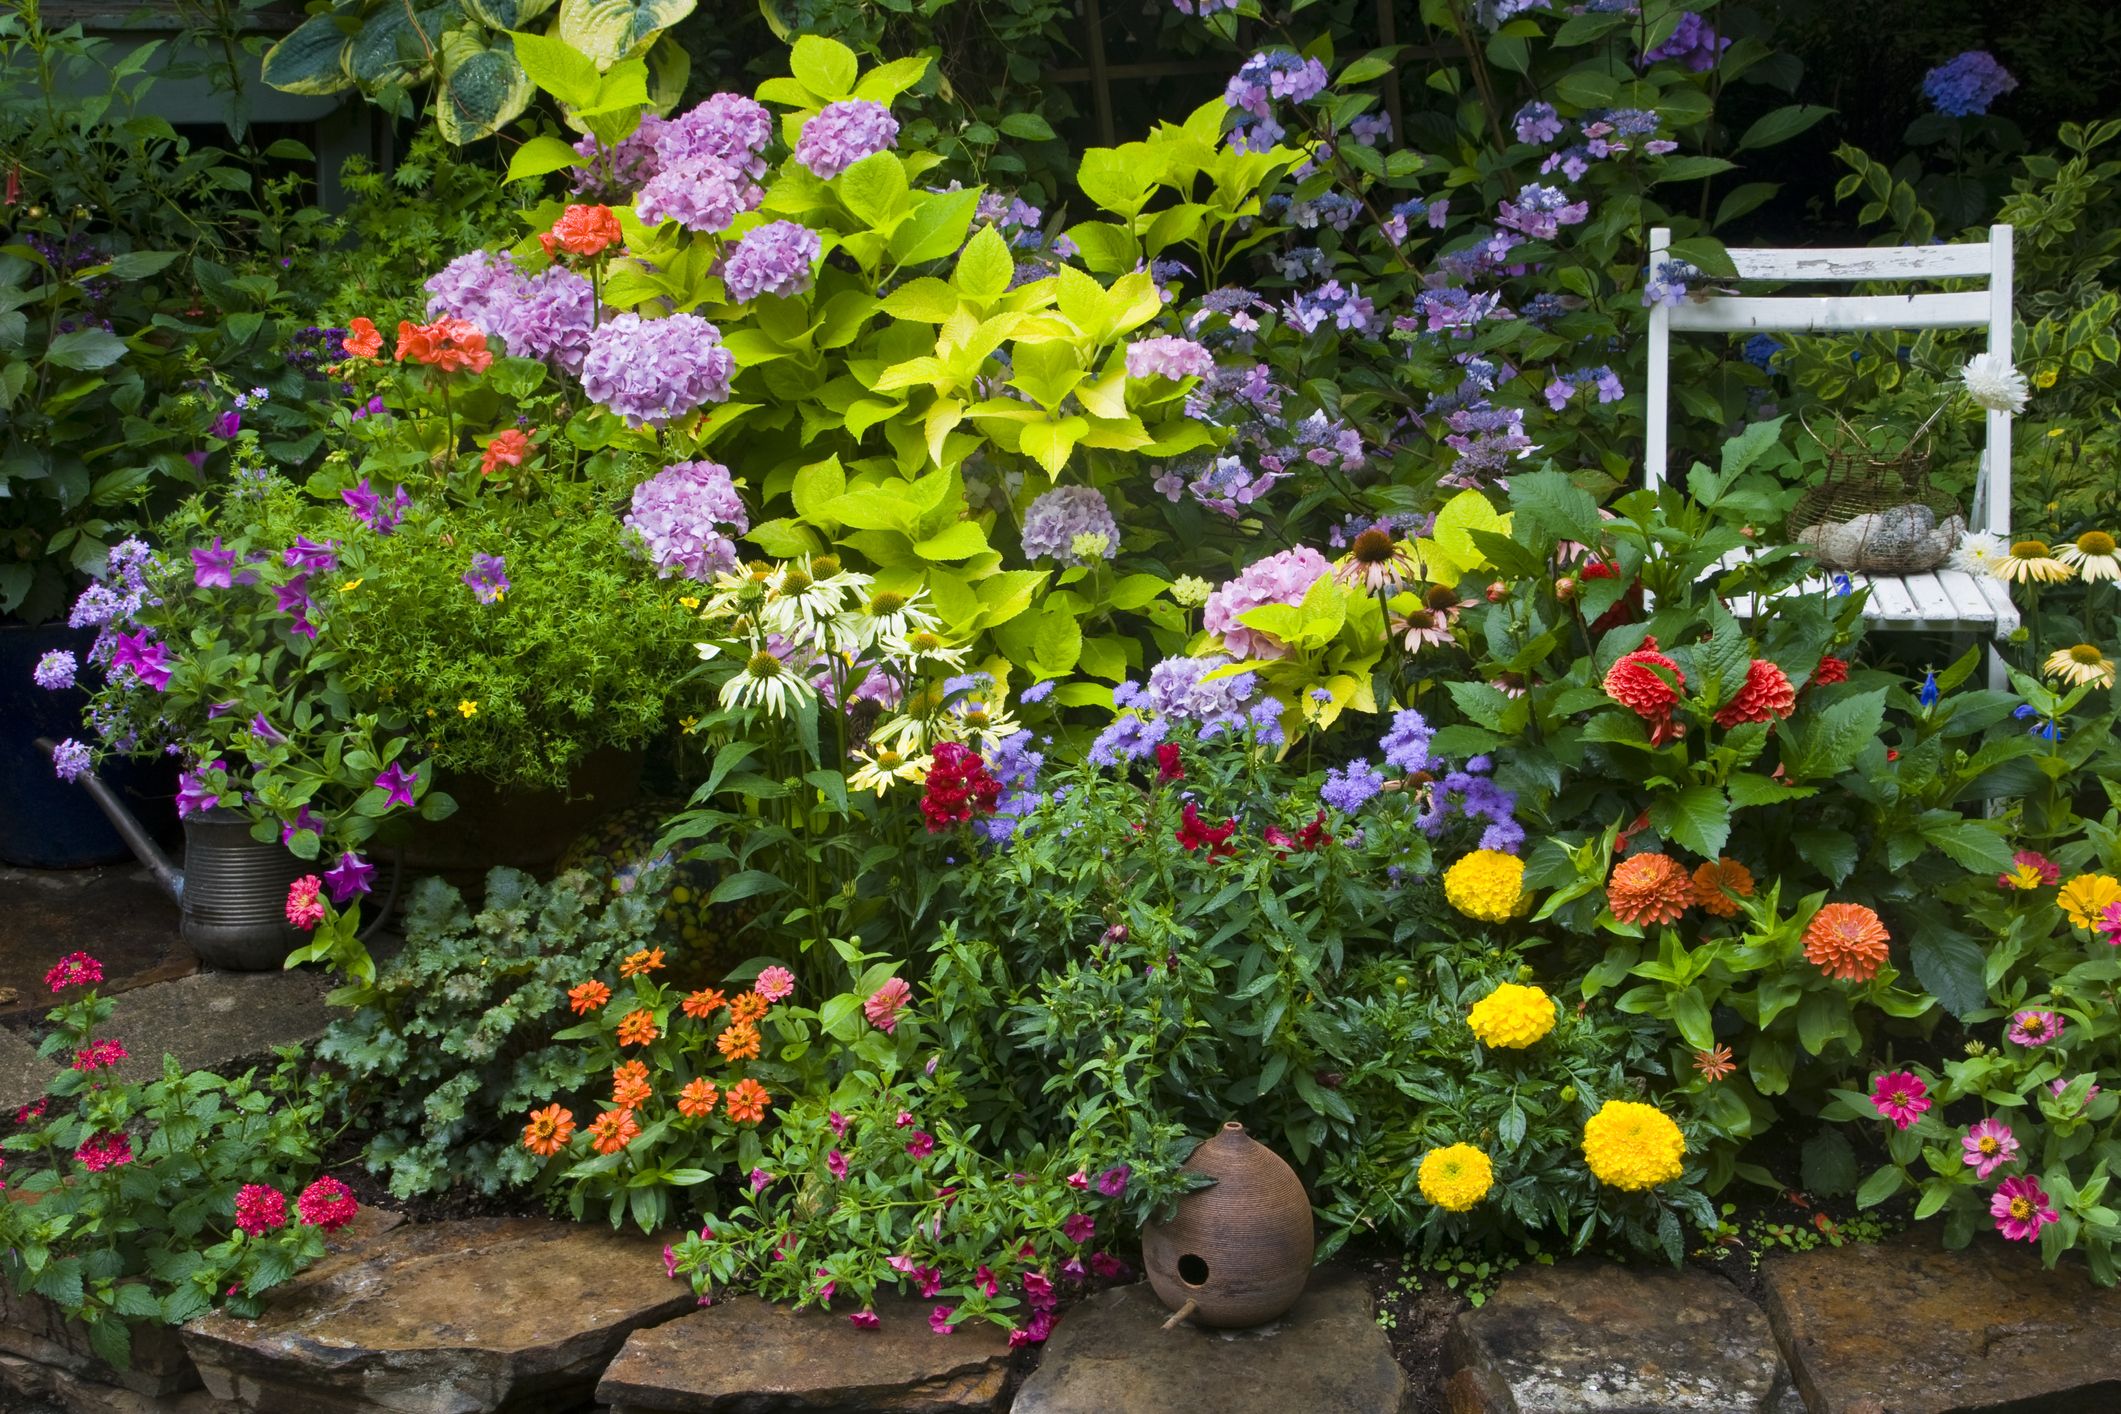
xmin=1785 ymin=688 xmax=1888 ymax=780
xmin=1508 ymin=469 xmax=1604 ymax=546
xmin=890 ymin=188 xmax=981 ymax=266
xmin=107 ymin=251 xmax=180 ymax=279
xmin=507 ymin=28 xmax=600 ymax=108
xmin=1031 ymin=606 xmax=1082 ymax=675
xmin=1792 ymin=827 xmax=1858 ymax=884
xmin=1340 ymin=53 xmax=1395 ymax=85
xmin=506 ymin=133 xmax=584 ymax=183
xmin=998 ymin=111 xmax=1056 ymax=140
xmin=707 ymin=869 xmax=784 ymax=906
xmin=954 ymin=226 xmax=1013 ymax=303
xmin=1650 ymin=785 xmax=1732 ymax=859
xmin=1666 ymin=236 xmax=1738 ymax=279
xmin=1670 ymin=987 xmax=1715 ymax=1050
xmin=788 ymin=33 xmax=859 ymax=100
xmin=1918 ymin=819 xmax=2016 ymax=877
xmin=556 ymin=0 xmax=696 ymax=69
xmin=435 ymin=34 xmax=534 ymax=145
xmin=45 ymin=329 xmax=128 ymax=370
xmin=1739 ymin=104 xmax=1834 ymax=152
xmin=912 ymin=521 xmax=988 ymax=561
xmin=1856 ymin=1164 xmax=1906 ymax=1209
xmin=1907 ymin=918 xmax=1986 ymax=1019
xmin=837 ymin=151 xmax=908 ymax=224
xmin=260 ymin=14 xmax=355 ymax=95
xmin=1801 ymin=1130 xmax=1859 ymax=1196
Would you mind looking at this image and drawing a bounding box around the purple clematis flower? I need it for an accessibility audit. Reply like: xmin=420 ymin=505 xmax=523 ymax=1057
xmin=374 ymin=761 xmax=419 ymax=810
xmin=283 ymin=537 xmax=339 ymax=573
xmin=322 ymin=850 xmax=376 ymax=902
xmin=462 ymin=553 xmax=510 ymax=605
xmin=191 ymin=537 xmax=236 ymax=589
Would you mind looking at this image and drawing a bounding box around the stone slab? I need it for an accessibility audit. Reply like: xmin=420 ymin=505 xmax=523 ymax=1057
xmin=1011 ymin=1268 xmax=1405 ymax=1414
xmin=0 ymin=864 xmax=192 ymax=1021
xmin=0 ymin=1280 xmax=200 ymax=1398
xmin=1447 ymin=1261 xmax=1790 ymax=1413
xmin=597 ymin=1291 xmax=1012 ymax=1413
xmin=183 ymin=1216 xmax=693 ymax=1413
xmin=0 ymin=1351 xmax=223 ymax=1414
xmin=1763 ymin=1232 xmax=2121 ymax=1413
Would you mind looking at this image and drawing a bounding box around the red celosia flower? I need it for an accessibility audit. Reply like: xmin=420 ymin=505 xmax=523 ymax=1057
xmin=539 ymin=204 xmax=623 ymax=259
xmin=1607 ymin=852 xmax=1693 ymax=926
xmin=71 ymin=1039 xmax=128 ymax=1072
xmin=342 ymin=317 xmax=383 ymax=360
xmin=1176 ymin=801 xmax=1238 ymax=858
xmin=920 ymin=742 xmax=1002 ymax=832
xmin=286 ymin=875 xmax=326 ymax=931
xmin=234 ymin=1183 xmax=288 ymax=1237
xmin=1714 ymin=659 xmax=1797 ymax=729
xmin=1811 ymin=654 xmax=1849 ymax=688
xmin=394 ymin=317 xmax=493 ymax=375
xmin=1154 ymin=743 xmax=1184 ymax=783
xmin=45 ymin=952 xmax=103 ymax=993
xmin=1603 ymin=647 xmax=1685 ymax=719
xmin=481 ymin=428 xmax=530 ymax=476
xmin=296 ymin=1176 xmax=359 ymax=1231
xmin=1804 ymin=902 xmax=1891 ymax=982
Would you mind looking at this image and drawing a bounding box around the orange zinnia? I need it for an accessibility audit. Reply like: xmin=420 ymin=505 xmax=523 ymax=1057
xmin=1690 ymin=857 xmax=1756 ymax=919
xmin=588 ymin=1107 xmax=640 ymax=1155
xmin=716 ymin=1020 xmax=762 ymax=1062
xmin=522 ymin=1104 xmax=575 ymax=1156
xmin=619 ymin=947 xmax=666 ymax=979
xmin=617 ymin=1009 xmax=660 ymax=1047
xmin=1607 ymin=852 xmax=1693 ymax=926
xmin=678 ymin=1078 xmax=719 ymax=1118
xmin=613 ymin=1070 xmax=652 ymax=1109
xmin=1693 ymin=1046 xmax=1736 ymax=1083
xmin=568 ymin=980 xmax=612 ymax=1015
xmin=1803 ymin=902 xmax=1891 ymax=982
xmin=725 ymin=1077 xmax=770 ymax=1124
xmin=342 ymin=316 xmax=383 ymax=360
xmin=729 ymin=990 xmax=768 ymax=1025
xmin=681 ymin=987 xmax=728 ymax=1020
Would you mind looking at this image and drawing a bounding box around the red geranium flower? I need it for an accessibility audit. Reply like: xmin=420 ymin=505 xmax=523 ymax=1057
xmin=539 ymin=204 xmax=623 ymax=259
xmin=342 ymin=317 xmax=383 ymax=360
xmin=481 ymin=428 xmax=530 ymax=476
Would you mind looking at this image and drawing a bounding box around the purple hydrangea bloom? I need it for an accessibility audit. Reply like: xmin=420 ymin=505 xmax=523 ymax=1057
xmin=579 ymin=313 xmax=734 ymax=427
xmin=572 ymin=118 xmax=665 ymax=200
xmin=1223 ymin=52 xmax=1329 ymax=152
xmin=624 ymin=460 xmax=750 ymax=580
xmin=654 ymin=93 xmax=774 ymax=180
xmin=1125 ymin=336 xmax=1215 ymax=381
xmin=51 ymin=738 xmax=92 ymax=782
xmin=1641 ymin=259 xmax=1698 ymax=308
xmin=1641 ymin=12 xmax=1729 ymax=71
xmin=1497 ymin=184 xmax=1590 ymax=240
xmin=1142 ymin=655 xmax=1259 ymax=734
xmin=1321 ymin=759 xmax=1385 ymax=814
xmin=1922 ymin=51 xmax=2017 ymax=117
xmin=502 ymin=267 xmax=596 ymax=374
xmin=1443 ymin=405 xmax=1535 ymax=486
xmin=722 ymin=222 xmax=823 ymax=303
xmin=462 ymin=553 xmax=510 ymax=605
xmin=1379 ymin=708 xmax=1433 ymax=773
xmin=1513 ymin=101 xmax=1563 ymax=144
xmin=1202 ymin=546 xmax=1332 ymax=660
xmin=1020 ymin=486 xmax=1120 ymax=566
xmin=795 ymin=100 xmax=900 ymax=180
xmin=636 ymin=154 xmax=763 ymax=235
xmin=33 ymin=650 xmax=77 ymax=691
xmin=424 ymin=250 xmax=528 ymax=338
xmin=323 ymin=850 xmax=376 ymax=903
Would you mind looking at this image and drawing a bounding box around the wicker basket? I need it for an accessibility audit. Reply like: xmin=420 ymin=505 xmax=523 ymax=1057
xmin=1788 ymin=411 xmax=1966 ymax=573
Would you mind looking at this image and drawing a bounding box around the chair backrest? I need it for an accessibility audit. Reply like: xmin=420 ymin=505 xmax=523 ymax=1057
xmin=1643 ymin=224 xmax=2012 ymax=538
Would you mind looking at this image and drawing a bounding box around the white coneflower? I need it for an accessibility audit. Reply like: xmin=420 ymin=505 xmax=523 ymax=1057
xmin=761 ymin=560 xmax=853 ymax=638
xmin=1960 ymin=352 xmax=2030 ymax=414
xmin=1991 ymin=539 xmax=2074 ymax=585
xmin=850 ymin=586 xmax=940 ymax=647
xmin=865 ymin=712 xmax=931 ymax=753
xmin=719 ymin=648 xmax=815 ymax=716
xmin=1948 ymin=530 xmax=2005 ymax=575
xmin=2043 ymin=643 xmax=2115 ymax=690
xmin=885 ymin=628 xmax=969 ymax=670
xmin=2056 ymin=530 xmax=2121 ymax=583
xmin=846 ymin=746 xmax=929 ymax=795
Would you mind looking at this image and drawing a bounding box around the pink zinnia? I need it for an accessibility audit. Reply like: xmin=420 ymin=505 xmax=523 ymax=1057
xmin=44 ymin=952 xmax=103 ymax=992
xmin=1991 ymin=1175 xmax=2058 ymax=1242
xmin=296 ymin=1175 xmax=359 ymax=1232
xmin=754 ymin=965 xmax=795 ymax=1003
xmin=864 ymin=977 xmax=912 ymax=1033
xmin=1961 ymin=1119 xmax=2018 ymax=1178
xmin=1998 ymin=850 xmax=2060 ymax=890
xmin=1871 ymin=1070 xmax=1932 ymax=1130
xmin=929 ymin=1304 xmax=955 ymax=1335
xmin=75 ymin=1131 xmax=133 ymax=1172
xmin=849 ymin=1310 xmax=880 ymax=1329
xmin=905 ymin=1131 xmax=934 ymax=1159
xmin=285 ymin=875 xmax=326 ymax=931
xmin=2099 ymin=900 xmax=2121 ymax=946
xmin=71 ymin=1039 xmax=128 ymax=1072
xmin=2006 ymin=1009 xmax=2065 ymax=1047
xmin=234 ymin=1183 xmax=288 ymax=1236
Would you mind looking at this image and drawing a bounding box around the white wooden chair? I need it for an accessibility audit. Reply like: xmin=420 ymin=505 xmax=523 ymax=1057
xmin=1643 ymin=224 xmax=2020 ymax=689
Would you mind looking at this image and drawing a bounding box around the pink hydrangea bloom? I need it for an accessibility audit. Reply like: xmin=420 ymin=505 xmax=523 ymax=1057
xmin=1991 ymin=1174 xmax=2058 ymax=1242
xmin=234 ymin=1184 xmax=288 ymax=1237
xmin=1125 ymin=336 xmax=1215 ymax=381
xmin=1203 ymin=546 xmax=1333 ymax=659
xmin=1871 ymin=1070 xmax=1931 ymax=1130
xmin=1961 ymin=1119 xmax=2018 ymax=1178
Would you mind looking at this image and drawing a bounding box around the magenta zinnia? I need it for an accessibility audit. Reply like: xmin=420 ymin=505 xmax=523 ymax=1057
xmin=2006 ymin=1009 xmax=2065 ymax=1048
xmin=1990 ymin=1175 xmax=2057 ymax=1242
xmin=1960 ymin=1119 xmax=2018 ymax=1179
xmin=286 ymin=874 xmax=326 ymax=931
xmin=1870 ymin=1070 xmax=1931 ymax=1130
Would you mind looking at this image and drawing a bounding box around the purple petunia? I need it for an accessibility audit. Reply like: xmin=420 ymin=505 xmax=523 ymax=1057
xmin=283 ymin=537 xmax=338 ymax=574
xmin=176 ymin=761 xmax=224 ymax=817
xmin=794 ymin=100 xmax=900 ymax=180
xmin=374 ymin=761 xmax=418 ymax=810
xmin=721 ymin=222 xmax=823 ymax=303
xmin=192 ymin=537 xmax=236 ymax=589
xmin=623 ymin=460 xmax=750 ymax=581
xmin=322 ymin=850 xmax=376 ymax=903
xmin=462 ymin=553 xmax=510 ymax=605
xmin=343 ymin=480 xmax=410 ymax=535
xmin=109 ymin=630 xmax=171 ymax=690
xmin=579 ymin=313 xmax=734 ymax=428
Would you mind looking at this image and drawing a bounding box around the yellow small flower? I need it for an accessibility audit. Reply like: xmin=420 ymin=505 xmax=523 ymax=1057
xmin=338 ymin=577 xmax=364 ymax=594
xmin=2035 ymin=367 xmax=2058 ymax=388
xmin=2042 ymin=644 xmax=2115 ymax=690
xmin=458 ymin=699 xmax=479 ymax=718
xmin=679 ymin=715 xmax=699 ymax=732
xmin=2058 ymin=874 xmax=2121 ymax=931
xmin=1417 ymin=1143 xmax=1494 ymax=1212
xmin=1443 ymin=849 xmax=1526 ymax=924
xmin=1582 ymin=1099 xmax=1686 ymax=1191
xmin=1466 ymin=982 xmax=1556 ymax=1049
xmin=679 ymin=595 xmax=701 ymax=609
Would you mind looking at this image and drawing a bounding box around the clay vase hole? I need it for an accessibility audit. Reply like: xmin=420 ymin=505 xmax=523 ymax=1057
xmin=1178 ymin=1254 xmax=1210 ymax=1287
xmin=1142 ymin=1121 xmax=1315 ymax=1327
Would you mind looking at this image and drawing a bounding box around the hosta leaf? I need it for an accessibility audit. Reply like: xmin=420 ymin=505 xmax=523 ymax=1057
xmin=261 ymin=13 xmax=356 ymax=96
xmin=557 ymin=0 xmax=696 ymax=68
xmin=435 ymin=33 xmax=534 ymax=145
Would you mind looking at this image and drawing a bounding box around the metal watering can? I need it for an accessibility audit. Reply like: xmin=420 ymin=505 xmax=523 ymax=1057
xmin=37 ymin=738 xmax=395 ymax=970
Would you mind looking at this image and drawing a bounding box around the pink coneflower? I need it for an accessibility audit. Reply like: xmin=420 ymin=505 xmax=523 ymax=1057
xmin=45 ymin=952 xmax=103 ymax=992
xmin=849 ymin=1310 xmax=880 ymax=1329
xmin=1871 ymin=1070 xmax=1932 ymax=1130
xmin=905 ymin=1131 xmax=934 ymax=1159
xmin=1991 ymin=1175 xmax=2058 ymax=1242
xmin=1334 ymin=527 xmax=1421 ymax=593
xmin=295 ymin=1176 xmax=359 ymax=1232
xmin=1961 ymin=1119 xmax=2019 ymax=1178
xmin=753 ymin=965 xmax=796 ymax=1003
xmin=864 ymin=977 xmax=912 ymax=1033
xmin=70 ymin=1039 xmax=128 ymax=1072
xmin=2007 ymin=1010 xmax=2065 ymax=1047
xmin=1391 ymin=586 xmax=1470 ymax=652
xmin=234 ymin=1184 xmax=287 ymax=1236
xmin=827 ymin=1149 xmax=848 ymax=1180
xmin=1490 ymin=672 xmax=1528 ymax=698
xmin=929 ymin=1304 xmax=956 ymax=1335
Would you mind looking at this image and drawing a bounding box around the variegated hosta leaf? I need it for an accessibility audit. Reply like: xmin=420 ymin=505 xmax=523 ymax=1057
xmin=556 ymin=0 xmax=696 ymax=69
xmin=462 ymin=0 xmax=557 ymax=30
xmin=435 ymin=30 xmax=535 ymax=144
xmin=349 ymin=1 xmax=455 ymax=89
xmin=260 ymin=11 xmax=358 ymax=96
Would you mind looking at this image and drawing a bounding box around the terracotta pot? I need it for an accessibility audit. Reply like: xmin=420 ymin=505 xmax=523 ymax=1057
xmin=1142 ymin=1120 xmax=1315 ymax=1327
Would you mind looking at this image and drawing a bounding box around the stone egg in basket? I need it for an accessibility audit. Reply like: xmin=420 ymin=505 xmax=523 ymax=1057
xmin=1788 ymin=410 xmax=1966 ymax=574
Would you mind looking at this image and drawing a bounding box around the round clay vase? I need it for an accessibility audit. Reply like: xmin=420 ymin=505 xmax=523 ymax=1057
xmin=1142 ymin=1121 xmax=1315 ymax=1327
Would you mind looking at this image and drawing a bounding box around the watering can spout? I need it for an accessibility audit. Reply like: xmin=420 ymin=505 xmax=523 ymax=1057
xmin=34 ymin=737 xmax=184 ymax=903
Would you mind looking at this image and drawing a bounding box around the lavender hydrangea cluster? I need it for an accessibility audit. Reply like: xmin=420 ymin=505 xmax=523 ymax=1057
xmin=572 ymin=119 xmax=664 ymax=201
xmin=1922 ymin=51 xmax=2017 ymax=117
xmin=721 ymin=222 xmax=822 ymax=303
xmin=1020 ymin=485 xmax=1120 ymax=566
xmin=1512 ymin=101 xmax=1563 ymax=145
xmin=1125 ymin=336 xmax=1215 ymax=381
xmin=637 ymin=158 xmax=763 ymax=235
xmin=579 ymin=313 xmax=734 ymax=427
xmin=32 ymin=650 xmax=77 ymax=691
xmin=655 ymin=94 xmax=774 ymax=179
xmin=1151 ymin=453 xmax=1284 ymax=518
xmin=1442 ymin=406 xmax=1535 ymax=486
xmin=795 ymin=100 xmax=900 ymax=180
xmin=1223 ymin=51 xmax=1329 ymax=151
xmin=1641 ymin=11 xmax=1729 ymax=71
xmin=1202 ymin=546 xmax=1332 ymax=660
xmin=425 ymin=250 xmax=525 ymax=336
xmin=1129 ymin=654 xmax=1261 ymax=733
xmin=1497 ymin=184 xmax=1590 ymax=240
xmin=1542 ymin=365 xmax=1625 ymax=410
xmin=505 ymin=267 xmax=596 ymax=373
xmin=1641 ymin=259 xmax=1699 ymax=309
xmin=624 ymin=460 xmax=750 ymax=581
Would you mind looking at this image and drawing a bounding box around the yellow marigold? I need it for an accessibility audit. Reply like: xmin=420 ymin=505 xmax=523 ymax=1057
xmin=1690 ymin=857 xmax=1755 ymax=919
xmin=1582 ymin=1099 xmax=1686 ymax=1191
xmin=1417 ymin=1143 xmax=1494 ymax=1212
xmin=1466 ymin=982 xmax=1556 ymax=1049
xmin=2059 ymin=874 xmax=2121 ymax=931
xmin=1444 ymin=850 xmax=1526 ymax=924
xmin=1607 ymin=852 xmax=1693 ymax=926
